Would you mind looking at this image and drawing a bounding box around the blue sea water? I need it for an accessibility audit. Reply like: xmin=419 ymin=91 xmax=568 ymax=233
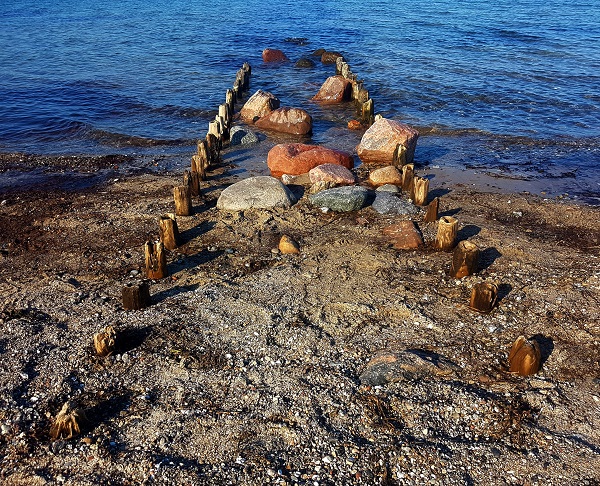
xmin=0 ymin=0 xmax=599 ymax=200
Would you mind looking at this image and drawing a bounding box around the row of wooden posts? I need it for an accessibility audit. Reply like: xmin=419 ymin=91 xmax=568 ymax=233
xmin=122 ymin=64 xmax=253 ymax=311
xmin=334 ymin=57 xmax=374 ymax=125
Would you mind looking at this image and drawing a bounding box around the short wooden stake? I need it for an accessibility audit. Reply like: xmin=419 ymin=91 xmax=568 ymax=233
xmin=469 ymin=282 xmax=498 ymax=313
xmin=393 ymin=143 xmax=407 ymax=168
xmin=122 ymin=282 xmax=151 ymax=310
xmin=215 ymin=115 xmax=228 ymax=140
xmin=191 ymin=154 xmax=206 ymax=180
xmin=352 ymin=80 xmax=364 ymax=101
xmin=183 ymin=169 xmax=200 ymax=197
xmin=449 ymin=240 xmax=480 ymax=278
xmin=219 ymin=104 xmax=230 ymax=129
xmin=159 ymin=213 xmax=180 ymax=250
xmin=423 ymin=197 xmax=439 ymax=223
xmin=434 ymin=216 xmax=458 ymax=251
xmin=196 ymin=140 xmax=210 ymax=171
xmin=173 ymin=185 xmax=192 ymax=216
xmin=336 ymin=56 xmax=344 ymax=75
xmin=412 ymin=176 xmax=429 ymax=206
xmin=208 ymin=119 xmax=221 ymax=141
xmin=509 ymin=336 xmax=541 ymax=376
xmin=401 ymin=164 xmax=414 ymax=193
xmin=226 ymin=89 xmax=235 ymax=113
xmin=144 ymin=240 xmax=168 ymax=280
xmin=357 ymin=88 xmax=369 ymax=104
xmin=206 ymin=133 xmax=220 ymax=162
xmin=362 ymin=98 xmax=374 ymax=125
xmin=242 ymin=62 xmax=251 ymax=76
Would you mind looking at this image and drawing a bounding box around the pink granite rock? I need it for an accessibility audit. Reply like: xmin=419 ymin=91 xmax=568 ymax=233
xmin=267 ymin=144 xmax=354 ymax=178
xmin=254 ymin=107 xmax=312 ymax=135
xmin=240 ymin=90 xmax=280 ymax=123
xmin=309 ymin=163 xmax=356 ymax=185
xmin=262 ymin=48 xmax=289 ymax=62
xmin=312 ymin=75 xmax=352 ymax=104
xmin=357 ymin=117 xmax=419 ymax=166
xmin=368 ymin=166 xmax=403 ymax=186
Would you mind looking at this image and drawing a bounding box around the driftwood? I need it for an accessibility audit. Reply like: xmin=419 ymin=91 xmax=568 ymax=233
xmin=423 ymin=197 xmax=439 ymax=223
xmin=434 ymin=216 xmax=458 ymax=251
xmin=122 ymin=282 xmax=151 ymax=311
xmin=173 ymin=185 xmax=192 ymax=216
xmin=449 ymin=240 xmax=480 ymax=278
xmin=144 ymin=240 xmax=168 ymax=279
xmin=412 ymin=176 xmax=429 ymax=206
xmin=509 ymin=336 xmax=541 ymax=376
xmin=158 ymin=213 xmax=180 ymax=250
xmin=469 ymin=282 xmax=498 ymax=313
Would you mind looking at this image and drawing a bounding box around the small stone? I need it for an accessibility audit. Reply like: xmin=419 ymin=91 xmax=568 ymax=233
xmin=309 ymin=164 xmax=355 ymax=185
xmin=130 ymin=270 xmax=139 ymax=276
xmin=376 ymin=184 xmax=400 ymax=193
xmin=308 ymin=181 xmax=337 ymax=195
xmin=279 ymin=235 xmax=300 ymax=254
xmin=347 ymin=120 xmax=362 ymax=130
xmin=368 ymin=165 xmax=403 ymax=186
xmin=1 ymin=424 xmax=11 ymax=435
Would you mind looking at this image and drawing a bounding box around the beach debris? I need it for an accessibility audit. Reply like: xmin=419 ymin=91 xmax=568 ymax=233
xmin=122 ymin=282 xmax=151 ymax=311
xmin=279 ymin=235 xmax=300 ymax=254
xmin=412 ymin=176 xmax=430 ymax=206
xmin=450 ymin=240 xmax=480 ymax=279
xmin=94 ymin=325 xmax=118 ymax=357
xmin=423 ymin=197 xmax=439 ymax=223
xmin=434 ymin=216 xmax=458 ymax=251
xmin=469 ymin=282 xmax=498 ymax=314
xmin=144 ymin=240 xmax=168 ymax=279
xmin=173 ymin=185 xmax=192 ymax=216
xmin=50 ymin=401 xmax=87 ymax=440
xmin=509 ymin=336 xmax=541 ymax=376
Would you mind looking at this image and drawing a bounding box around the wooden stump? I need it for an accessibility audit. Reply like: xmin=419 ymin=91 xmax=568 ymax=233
xmin=173 ymin=185 xmax=192 ymax=216
xmin=509 ymin=336 xmax=541 ymax=376
xmin=352 ymin=80 xmax=364 ymax=101
xmin=423 ymin=197 xmax=439 ymax=223
xmin=469 ymin=282 xmax=498 ymax=313
xmin=158 ymin=213 xmax=180 ymax=250
xmin=449 ymin=240 xmax=480 ymax=278
xmin=336 ymin=56 xmax=344 ymax=75
xmin=393 ymin=143 xmax=407 ymax=168
xmin=206 ymin=133 xmax=220 ymax=160
xmin=219 ymin=104 xmax=230 ymax=129
xmin=191 ymin=155 xmax=206 ymax=180
xmin=412 ymin=176 xmax=429 ymax=206
xmin=362 ymin=98 xmax=374 ymax=125
xmin=226 ymin=89 xmax=235 ymax=113
xmin=208 ymin=119 xmax=221 ymax=141
xmin=215 ymin=115 xmax=228 ymax=140
xmin=434 ymin=216 xmax=458 ymax=251
xmin=357 ymin=88 xmax=369 ymax=104
xmin=122 ymin=281 xmax=151 ymax=310
xmin=196 ymin=140 xmax=210 ymax=171
xmin=242 ymin=61 xmax=251 ymax=76
xmin=184 ymin=169 xmax=200 ymax=197
xmin=144 ymin=241 xmax=168 ymax=279
xmin=401 ymin=164 xmax=414 ymax=193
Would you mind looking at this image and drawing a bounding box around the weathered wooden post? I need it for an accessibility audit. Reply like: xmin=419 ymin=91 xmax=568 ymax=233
xmin=449 ymin=240 xmax=480 ymax=278
xmin=423 ymin=197 xmax=439 ymax=223
xmin=336 ymin=56 xmax=344 ymax=75
xmin=434 ymin=216 xmax=458 ymax=251
xmin=208 ymin=119 xmax=221 ymax=141
xmin=392 ymin=143 xmax=407 ymax=168
xmin=219 ymin=103 xmax=230 ymax=130
xmin=352 ymin=80 xmax=363 ymax=101
xmin=196 ymin=139 xmax=210 ymax=171
xmin=173 ymin=185 xmax=192 ymax=216
xmin=184 ymin=169 xmax=200 ymax=197
xmin=191 ymin=154 xmax=206 ymax=181
xmin=144 ymin=240 xmax=168 ymax=279
xmin=226 ymin=89 xmax=235 ymax=113
xmin=206 ymin=133 xmax=220 ymax=162
xmin=469 ymin=282 xmax=498 ymax=313
xmin=362 ymin=98 xmax=374 ymax=125
xmin=412 ymin=176 xmax=429 ymax=206
xmin=158 ymin=213 xmax=180 ymax=250
xmin=509 ymin=336 xmax=541 ymax=376
xmin=357 ymin=88 xmax=369 ymax=104
xmin=122 ymin=281 xmax=151 ymax=310
xmin=215 ymin=115 xmax=228 ymax=140
xmin=401 ymin=164 xmax=414 ymax=193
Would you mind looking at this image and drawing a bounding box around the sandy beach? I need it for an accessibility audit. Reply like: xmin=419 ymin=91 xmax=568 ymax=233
xmin=1 ymin=151 xmax=599 ymax=485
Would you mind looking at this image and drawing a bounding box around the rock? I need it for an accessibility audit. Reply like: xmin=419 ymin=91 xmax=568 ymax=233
xmin=347 ymin=120 xmax=363 ymax=130
xmin=309 ymin=164 xmax=355 ymax=185
xmin=308 ymin=186 xmax=372 ymax=212
xmin=229 ymin=126 xmax=260 ymax=146
xmin=240 ymin=90 xmax=280 ymax=123
xmin=217 ymin=176 xmax=296 ymax=211
xmin=267 ymin=143 xmax=354 ymax=178
xmin=376 ymin=184 xmax=400 ymax=193
xmin=382 ymin=220 xmax=424 ymax=249
xmin=254 ymin=107 xmax=313 ymax=136
xmin=321 ymin=51 xmax=344 ymax=64
xmin=295 ymin=57 xmax=315 ymax=68
xmin=311 ymin=48 xmax=326 ymax=57
xmin=262 ymin=48 xmax=289 ymax=62
xmin=357 ymin=117 xmax=419 ymax=166
xmin=308 ymin=181 xmax=337 ymax=195
xmin=359 ymin=349 xmax=459 ymax=386
xmin=372 ymin=193 xmax=418 ymax=216
xmin=281 ymin=173 xmax=312 ymax=185
xmin=312 ymin=76 xmax=352 ymax=104
xmin=368 ymin=165 xmax=403 ymax=186
xmin=279 ymin=235 xmax=300 ymax=254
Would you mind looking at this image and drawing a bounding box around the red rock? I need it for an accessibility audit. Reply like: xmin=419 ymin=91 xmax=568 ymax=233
xmin=347 ymin=120 xmax=363 ymax=130
xmin=262 ymin=48 xmax=289 ymax=62
xmin=312 ymin=76 xmax=352 ymax=104
xmin=240 ymin=90 xmax=280 ymax=123
xmin=267 ymin=144 xmax=354 ymax=178
xmin=368 ymin=166 xmax=403 ymax=186
xmin=357 ymin=117 xmax=419 ymax=166
xmin=254 ymin=107 xmax=312 ymax=136
xmin=382 ymin=221 xmax=424 ymax=250
xmin=321 ymin=51 xmax=344 ymax=64
xmin=309 ymin=164 xmax=356 ymax=185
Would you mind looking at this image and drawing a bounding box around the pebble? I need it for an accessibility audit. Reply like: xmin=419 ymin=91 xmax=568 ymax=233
xmin=1 ymin=424 xmax=11 ymax=435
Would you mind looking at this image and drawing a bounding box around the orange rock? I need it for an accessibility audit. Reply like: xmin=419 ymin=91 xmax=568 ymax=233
xmin=347 ymin=120 xmax=363 ymax=130
xmin=254 ymin=107 xmax=312 ymax=136
xmin=267 ymin=143 xmax=354 ymax=178
xmin=279 ymin=235 xmax=300 ymax=254
xmin=368 ymin=166 xmax=403 ymax=186
xmin=262 ymin=48 xmax=289 ymax=62
xmin=357 ymin=117 xmax=419 ymax=166
xmin=312 ymin=76 xmax=352 ymax=104
xmin=382 ymin=221 xmax=424 ymax=250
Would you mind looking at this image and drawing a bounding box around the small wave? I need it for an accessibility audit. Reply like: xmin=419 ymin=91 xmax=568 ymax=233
xmin=87 ymin=128 xmax=195 ymax=148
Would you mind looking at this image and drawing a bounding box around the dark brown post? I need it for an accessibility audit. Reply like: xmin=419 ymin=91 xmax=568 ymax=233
xmin=423 ymin=197 xmax=439 ymax=223
xmin=362 ymin=98 xmax=374 ymax=125
xmin=196 ymin=140 xmax=210 ymax=171
xmin=191 ymin=155 xmax=206 ymax=181
xmin=159 ymin=213 xmax=180 ymax=250
xmin=173 ymin=185 xmax=192 ymax=216
xmin=357 ymin=88 xmax=369 ymax=104
xmin=122 ymin=281 xmax=151 ymax=310
xmin=412 ymin=176 xmax=429 ymax=206
xmin=144 ymin=240 xmax=168 ymax=279
xmin=401 ymin=164 xmax=414 ymax=193
xmin=434 ymin=216 xmax=458 ymax=251
xmin=449 ymin=240 xmax=480 ymax=278
xmin=226 ymin=89 xmax=235 ymax=113
xmin=206 ymin=133 xmax=220 ymax=162
xmin=509 ymin=336 xmax=541 ymax=376
xmin=469 ymin=282 xmax=498 ymax=313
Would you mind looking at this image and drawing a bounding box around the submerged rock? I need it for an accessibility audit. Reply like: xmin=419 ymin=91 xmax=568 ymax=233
xmin=229 ymin=126 xmax=260 ymax=146
xmin=295 ymin=57 xmax=315 ymax=68
xmin=308 ymin=185 xmax=372 ymax=212
xmin=312 ymin=75 xmax=352 ymax=104
xmin=217 ymin=176 xmax=296 ymax=211
xmin=262 ymin=48 xmax=289 ymax=62
xmin=321 ymin=51 xmax=344 ymax=64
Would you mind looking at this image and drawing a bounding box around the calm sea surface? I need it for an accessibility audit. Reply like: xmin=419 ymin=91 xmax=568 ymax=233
xmin=1 ymin=0 xmax=599 ymax=200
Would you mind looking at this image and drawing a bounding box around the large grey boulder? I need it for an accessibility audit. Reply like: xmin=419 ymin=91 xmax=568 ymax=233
xmin=217 ymin=176 xmax=296 ymax=211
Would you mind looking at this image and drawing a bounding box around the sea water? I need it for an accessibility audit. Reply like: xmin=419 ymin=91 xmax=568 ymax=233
xmin=0 ymin=0 xmax=599 ymax=200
